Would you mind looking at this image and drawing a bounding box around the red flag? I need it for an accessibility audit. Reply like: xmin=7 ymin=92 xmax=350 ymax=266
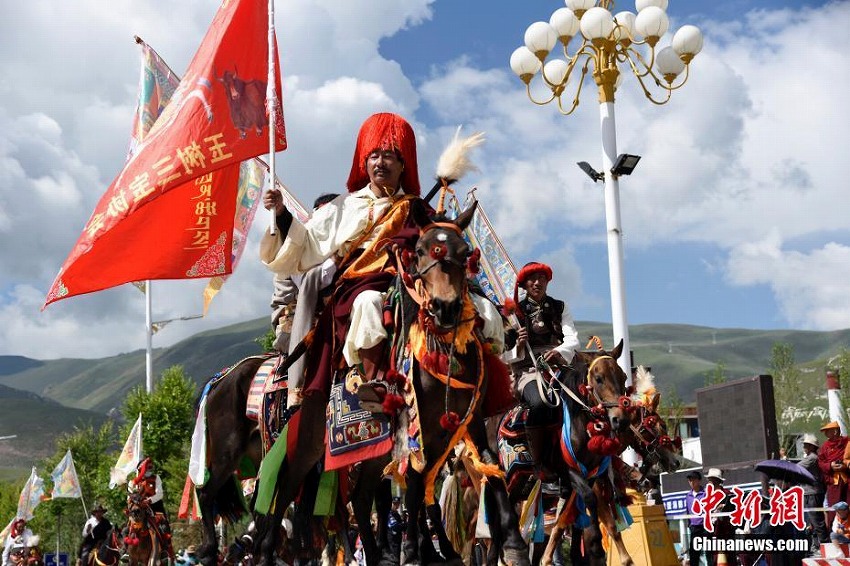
xmin=44 ymin=0 xmax=286 ymax=308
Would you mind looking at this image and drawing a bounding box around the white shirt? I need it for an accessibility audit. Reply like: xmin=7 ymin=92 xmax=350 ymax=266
xmin=81 ymin=517 xmax=98 ymax=538
xmin=2 ymin=529 xmax=35 ymax=566
xmin=261 ymin=186 xmax=403 ymax=277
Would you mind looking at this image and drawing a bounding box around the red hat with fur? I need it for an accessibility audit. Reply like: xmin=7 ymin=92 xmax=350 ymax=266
xmin=346 ymin=113 xmax=420 ymax=196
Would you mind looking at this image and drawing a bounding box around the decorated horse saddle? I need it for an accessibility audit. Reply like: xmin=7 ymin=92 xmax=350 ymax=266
xmin=497 ymin=405 xmax=535 ymax=496
xmin=324 ymin=367 xmax=393 ymax=471
xmin=244 ymin=354 xmax=289 ymax=451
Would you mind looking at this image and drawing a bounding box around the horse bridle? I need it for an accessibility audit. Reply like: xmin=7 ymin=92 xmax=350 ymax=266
xmin=630 ymin=404 xmax=678 ymax=456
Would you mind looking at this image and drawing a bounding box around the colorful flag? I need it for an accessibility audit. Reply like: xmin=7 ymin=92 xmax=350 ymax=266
xmin=127 ymin=39 xmax=303 ymax=315
xmin=110 ymin=414 xmax=143 ymax=489
xmin=16 ymin=467 xmax=45 ymax=520
xmin=44 ymin=0 xmax=286 ymax=308
xmin=447 ymin=191 xmax=517 ymax=304
xmin=50 ymin=449 xmax=83 ymax=499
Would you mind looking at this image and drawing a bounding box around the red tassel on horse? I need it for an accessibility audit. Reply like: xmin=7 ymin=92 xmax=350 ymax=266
xmin=500 ymin=298 xmax=517 ymax=316
xmin=440 ymin=411 xmax=461 ymax=432
xmin=385 ymin=368 xmax=407 ymax=388
xmin=467 ymin=248 xmax=480 ymax=274
xmin=482 ymin=352 xmax=515 ymax=417
xmin=382 ymin=393 xmax=406 ymax=414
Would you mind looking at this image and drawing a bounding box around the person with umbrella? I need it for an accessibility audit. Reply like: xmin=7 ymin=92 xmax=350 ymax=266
xmin=799 ymin=433 xmax=829 ymax=554
xmin=818 ymin=421 xmax=850 ymax=524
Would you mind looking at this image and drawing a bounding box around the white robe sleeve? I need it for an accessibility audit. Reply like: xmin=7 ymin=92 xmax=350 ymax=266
xmin=471 ymin=294 xmax=505 ymax=354
xmin=260 ymin=193 xmax=371 ymax=278
xmin=554 ymin=302 xmax=580 ymax=363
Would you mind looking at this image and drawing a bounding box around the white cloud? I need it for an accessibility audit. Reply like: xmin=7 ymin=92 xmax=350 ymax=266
xmin=727 ymin=235 xmax=850 ymax=330
xmin=418 ymin=1 xmax=850 ymax=330
xmin=1 ymin=0 xmax=848 ymax=361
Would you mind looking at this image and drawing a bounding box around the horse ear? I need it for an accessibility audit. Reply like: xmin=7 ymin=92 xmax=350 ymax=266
xmin=650 ymin=392 xmax=661 ymax=412
xmin=610 ymin=338 xmax=624 ymax=361
xmin=454 ymin=199 xmax=478 ymax=232
xmin=411 ymin=199 xmax=432 ymax=230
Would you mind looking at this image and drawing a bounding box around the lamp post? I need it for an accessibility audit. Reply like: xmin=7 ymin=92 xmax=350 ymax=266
xmin=510 ymin=0 xmax=703 ymax=381
xmin=145 ymin=311 xmax=203 ymax=392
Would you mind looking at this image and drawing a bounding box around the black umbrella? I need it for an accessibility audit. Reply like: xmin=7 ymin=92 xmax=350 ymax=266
xmin=754 ymin=459 xmax=816 ymax=485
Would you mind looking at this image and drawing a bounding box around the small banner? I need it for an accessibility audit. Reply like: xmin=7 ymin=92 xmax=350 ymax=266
xmin=51 ymin=449 xmax=83 ymax=499
xmin=110 ymin=414 xmax=143 ymax=488
xmin=17 ymin=467 xmax=46 ymax=520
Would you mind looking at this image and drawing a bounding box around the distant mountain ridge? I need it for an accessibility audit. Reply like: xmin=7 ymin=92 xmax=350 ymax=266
xmin=0 ymin=383 xmax=108 ymax=477
xmin=2 ymin=317 xmax=849 ymax=414
xmin=1 ymin=318 xmax=849 ymax=477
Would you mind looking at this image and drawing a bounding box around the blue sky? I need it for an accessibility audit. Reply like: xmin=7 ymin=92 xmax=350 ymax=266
xmin=0 ymin=0 xmax=848 ymax=359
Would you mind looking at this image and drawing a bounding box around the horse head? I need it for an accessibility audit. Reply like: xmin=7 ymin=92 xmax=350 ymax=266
xmin=90 ymin=529 xmax=121 ymax=566
xmin=573 ymin=339 xmax=629 ymax=433
xmin=126 ymin=492 xmax=150 ymax=530
xmin=408 ymin=200 xmax=478 ymax=330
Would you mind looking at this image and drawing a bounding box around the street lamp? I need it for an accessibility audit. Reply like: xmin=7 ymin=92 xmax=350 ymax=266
xmin=510 ymin=0 xmax=702 ymax=380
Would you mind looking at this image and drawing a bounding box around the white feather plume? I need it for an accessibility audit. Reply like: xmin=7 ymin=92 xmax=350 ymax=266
xmin=635 ymin=365 xmax=656 ymax=395
xmin=435 ymin=126 xmax=486 ymax=181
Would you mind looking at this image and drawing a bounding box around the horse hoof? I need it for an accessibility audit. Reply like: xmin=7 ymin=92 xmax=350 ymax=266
xmin=501 ymin=547 xmax=530 ymax=566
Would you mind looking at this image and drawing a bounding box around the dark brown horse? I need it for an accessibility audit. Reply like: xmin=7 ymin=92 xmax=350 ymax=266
xmin=86 ymin=529 xmax=121 ymax=566
xmin=246 ymin=200 xmax=528 ymax=566
xmin=393 ymin=201 xmax=529 ymax=566
xmin=193 ymin=355 xmax=267 ymax=566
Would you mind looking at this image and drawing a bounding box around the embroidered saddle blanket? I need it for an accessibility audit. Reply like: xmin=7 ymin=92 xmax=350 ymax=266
xmin=324 ymin=368 xmax=393 ymax=471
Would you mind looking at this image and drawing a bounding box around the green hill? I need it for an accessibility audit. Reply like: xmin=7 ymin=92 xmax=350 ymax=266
xmin=1 ymin=318 xmax=849 ymax=475
xmin=0 ymin=383 xmax=108 ymax=477
xmin=0 ymin=318 xmax=270 ymax=413
xmin=2 ymin=318 xmax=849 ymax=414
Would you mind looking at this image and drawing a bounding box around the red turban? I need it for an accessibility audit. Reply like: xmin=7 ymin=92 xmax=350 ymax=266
xmin=346 ymin=113 xmax=420 ymax=196
xmin=513 ymin=262 xmax=554 ymax=314
xmin=516 ymin=262 xmax=553 ymax=290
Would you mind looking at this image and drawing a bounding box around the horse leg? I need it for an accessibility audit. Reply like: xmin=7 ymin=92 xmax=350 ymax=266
xmin=567 ymin=470 xmax=605 ymax=566
xmin=593 ymin=482 xmax=633 ymax=566
xmin=351 ymin=464 xmax=381 ymax=566
xmin=255 ymin=394 xmax=327 ymax=566
xmin=425 ymin=502 xmax=462 ymax=564
xmin=373 ymin=475 xmax=397 ymax=566
xmin=469 ymin=419 xmax=529 ymax=566
xmin=402 ymin=470 xmax=430 ymax=566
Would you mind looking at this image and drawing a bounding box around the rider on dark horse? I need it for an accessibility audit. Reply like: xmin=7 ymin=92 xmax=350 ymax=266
xmin=129 ymin=458 xmax=174 ymax=561
xmin=78 ymin=503 xmax=111 ymax=566
xmin=260 ymin=113 xmax=505 ymax=412
xmin=505 ymin=262 xmax=580 ymax=482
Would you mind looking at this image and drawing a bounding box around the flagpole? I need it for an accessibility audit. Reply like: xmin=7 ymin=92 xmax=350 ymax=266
xmin=267 ymin=0 xmax=277 ymax=236
xmin=145 ymin=281 xmax=153 ymax=392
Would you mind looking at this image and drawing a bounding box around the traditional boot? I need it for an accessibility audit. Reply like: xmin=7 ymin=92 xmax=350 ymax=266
xmin=525 ymin=425 xmax=558 ymax=483
xmin=355 ymin=342 xmax=389 ymax=413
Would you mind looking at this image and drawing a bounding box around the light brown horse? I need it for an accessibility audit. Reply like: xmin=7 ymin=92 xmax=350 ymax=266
xmin=540 ymin=366 xmax=682 ymax=566
xmin=124 ymin=493 xmax=161 ymax=566
xmin=493 ymin=341 xmax=631 ymax=566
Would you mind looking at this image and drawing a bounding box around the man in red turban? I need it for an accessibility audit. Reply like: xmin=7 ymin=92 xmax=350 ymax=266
xmin=262 ymin=113 xmax=421 ymax=407
xmin=505 ymin=262 xmax=580 ymax=480
xmin=818 ymin=421 xmax=850 ymax=524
